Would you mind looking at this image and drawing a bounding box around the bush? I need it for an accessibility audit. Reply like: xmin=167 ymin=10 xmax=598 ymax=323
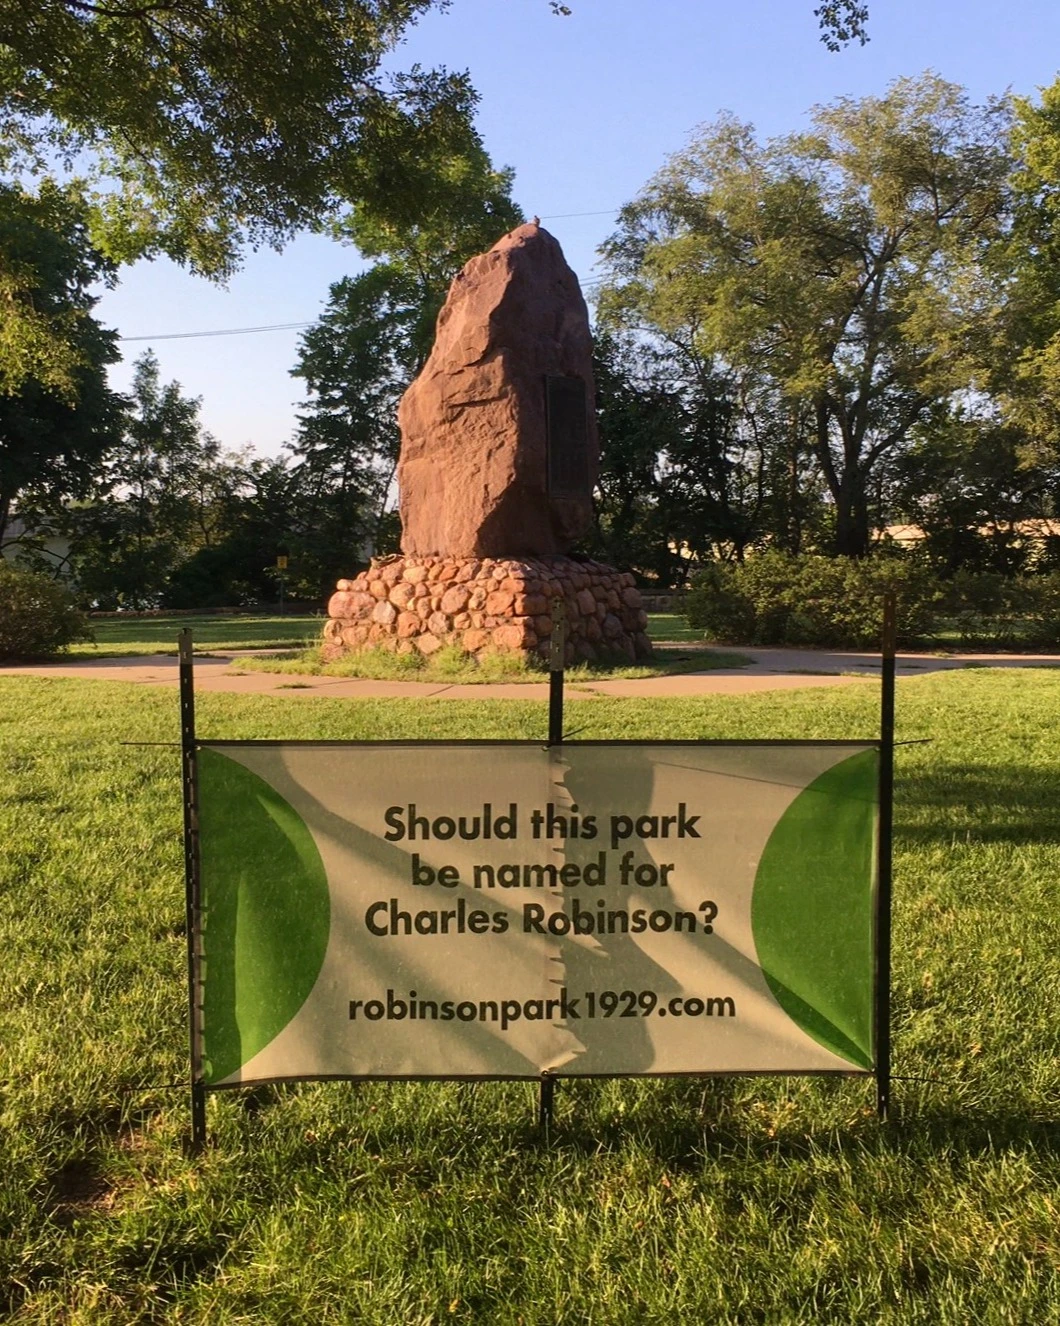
xmin=0 ymin=564 xmax=91 ymax=660
xmin=685 ymin=553 xmax=939 ymax=649
xmin=940 ymin=571 xmax=1060 ymax=649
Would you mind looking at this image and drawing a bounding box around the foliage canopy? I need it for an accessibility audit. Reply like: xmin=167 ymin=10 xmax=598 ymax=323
xmin=598 ymin=74 xmax=1013 ymax=557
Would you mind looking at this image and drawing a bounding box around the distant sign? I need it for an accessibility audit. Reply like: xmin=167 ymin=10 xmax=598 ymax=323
xmin=545 ymin=376 xmax=590 ymax=497
xmin=276 ymin=555 xmax=288 ymax=570
xmin=194 ymin=741 xmax=878 ymax=1086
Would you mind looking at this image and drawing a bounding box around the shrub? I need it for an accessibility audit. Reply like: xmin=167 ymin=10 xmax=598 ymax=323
xmin=937 ymin=571 xmax=1060 ymax=649
xmin=685 ymin=553 xmax=939 ymax=649
xmin=0 ymin=564 xmax=91 ymax=660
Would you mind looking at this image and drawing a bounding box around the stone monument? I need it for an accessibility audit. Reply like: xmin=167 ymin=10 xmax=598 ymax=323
xmin=322 ymin=221 xmax=651 ymax=664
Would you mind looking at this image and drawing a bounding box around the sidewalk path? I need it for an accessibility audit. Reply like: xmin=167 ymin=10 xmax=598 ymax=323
xmin=2 ymin=647 xmax=1058 ymax=700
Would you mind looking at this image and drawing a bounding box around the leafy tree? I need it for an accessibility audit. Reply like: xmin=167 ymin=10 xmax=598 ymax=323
xmin=813 ymin=1 xmax=869 ymax=50
xmin=591 ymin=333 xmax=828 ymax=582
xmin=66 ymin=352 xmax=226 ymax=607
xmin=290 ymin=265 xmax=420 ymax=578
xmin=889 ymin=406 xmax=1060 ymax=575
xmin=162 ymin=456 xmax=313 ymax=607
xmin=598 ymin=75 xmax=1012 ymax=556
xmin=993 ymin=78 xmax=1060 ymax=462
xmin=0 ymin=181 xmax=123 ymax=549
xmin=0 ymin=1 xmax=491 ymax=278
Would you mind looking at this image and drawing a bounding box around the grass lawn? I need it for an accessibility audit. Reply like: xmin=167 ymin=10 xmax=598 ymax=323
xmin=67 ymin=610 xmax=713 ymax=677
xmin=2 ymin=669 xmax=1060 ymax=1321
xmin=71 ymin=614 xmax=325 ymax=657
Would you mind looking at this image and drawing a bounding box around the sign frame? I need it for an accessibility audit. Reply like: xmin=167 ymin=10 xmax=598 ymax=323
xmin=178 ymin=602 xmax=896 ymax=1149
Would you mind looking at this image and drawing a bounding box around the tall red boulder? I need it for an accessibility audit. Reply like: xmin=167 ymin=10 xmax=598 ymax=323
xmin=397 ymin=222 xmax=598 ymax=557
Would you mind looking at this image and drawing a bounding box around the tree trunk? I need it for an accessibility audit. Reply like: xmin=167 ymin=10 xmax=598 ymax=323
xmin=833 ymin=482 xmax=870 ymax=557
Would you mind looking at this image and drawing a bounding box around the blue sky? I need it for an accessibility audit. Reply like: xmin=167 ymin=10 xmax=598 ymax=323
xmin=95 ymin=0 xmax=1060 ymax=457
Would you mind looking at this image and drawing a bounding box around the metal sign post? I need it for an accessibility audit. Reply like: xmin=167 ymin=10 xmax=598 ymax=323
xmin=541 ymin=597 xmax=567 ymax=1128
xmin=875 ymin=594 xmax=896 ymax=1120
xmin=179 ymin=629 xmax=207 ymax=1150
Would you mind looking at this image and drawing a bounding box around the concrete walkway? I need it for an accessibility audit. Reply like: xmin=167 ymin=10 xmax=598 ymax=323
xmin=2 ymin=646 xmax=1058 ymax=700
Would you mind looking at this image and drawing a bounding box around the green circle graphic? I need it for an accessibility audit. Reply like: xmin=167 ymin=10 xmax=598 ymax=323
xmin=751 ymin=751 xmax=876 ymax=1069
xmin=198 ymin=749 xmax=331 ymax=1083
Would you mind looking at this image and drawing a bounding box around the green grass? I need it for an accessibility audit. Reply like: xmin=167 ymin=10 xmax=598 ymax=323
xmin=70 ymin=614 xmax=324 ymax=657
xmin=646 ymin=610 xmax=700 ymax=642
xmin=229 ymin=639 xmax=750 ymax=684
xmin=3 ymin=669 xmax=1060 ymax=1320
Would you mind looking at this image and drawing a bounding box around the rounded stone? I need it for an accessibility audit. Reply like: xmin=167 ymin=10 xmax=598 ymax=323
xmin=372 ymin=600 xmax=397 ymax=626
xmin=462 ymin=628 xmax=491 ymax=652
xmin=440 ymin=585 xmax=470 ymax=614
xmin=492 ymin=622 xmax=535 ymax=650
xmin=396 ymin=612 xmax=420 ymax=638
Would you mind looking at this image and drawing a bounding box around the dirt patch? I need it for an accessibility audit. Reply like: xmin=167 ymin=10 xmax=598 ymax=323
xmin=48 ymin=1158 xmax=117 ymax=1224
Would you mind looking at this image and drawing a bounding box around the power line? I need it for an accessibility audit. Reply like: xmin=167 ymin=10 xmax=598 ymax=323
xmin=118 ymin=212 xmax=619 ymax=343
xmin=539 ymin=208 xmax=620 ymax=219
xmin=120 ymin=321 xmax=312 ymax=343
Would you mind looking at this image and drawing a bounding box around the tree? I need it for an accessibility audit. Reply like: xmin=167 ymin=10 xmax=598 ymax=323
xmin=0 ymin=1 xmax=493 ymax=278
xmin=289 ymin=265 xmax=420 ymax=582
xmin=591 ymin=332 xmax=828 ymax=582
xmin=0 ymin=182 xmax=123 ymax=550
xmin=813 ymin=1 xmax=869 ymax=50
xmin=66 ymin=352 xmax=227 ymax=607
xmin=162 ymin=456 xmax=314 ymax=607
xmin=889 ymin=405 xmax=1060 ymax=574
xmin=598 ymin=75 xmax=1012 ymax=556
xmin=992 ymin=78 xmax=1060 ymax=463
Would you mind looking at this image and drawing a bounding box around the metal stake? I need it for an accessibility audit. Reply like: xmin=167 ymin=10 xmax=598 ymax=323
xmin=876 ymin=594 xmax=896 ymax=1121
xmin=548 ymin=597 xmax=566 ymax=747
xmin=541 ymin=600 xmax=567 ymax=1128
xmin=179 ymin=630 xmax=207 ymax=1150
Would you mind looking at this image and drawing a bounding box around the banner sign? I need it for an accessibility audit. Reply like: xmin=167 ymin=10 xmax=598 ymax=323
xmin=194 ymin=741 xmax=879 ymax=1087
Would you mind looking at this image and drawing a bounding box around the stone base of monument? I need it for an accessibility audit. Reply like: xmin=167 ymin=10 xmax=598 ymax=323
xmin=323 ymin=555 xmax=653 ymax=665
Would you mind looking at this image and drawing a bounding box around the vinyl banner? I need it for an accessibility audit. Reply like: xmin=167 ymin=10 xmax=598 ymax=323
xmin=195 ymin=742 xmax=878 ymax=1086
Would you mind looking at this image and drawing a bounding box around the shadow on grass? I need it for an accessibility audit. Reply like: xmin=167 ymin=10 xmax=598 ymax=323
xmin=896 ymin=764 xmax=1060 ymax=845
xmin=222 ymin=1075 xmax=1058 ymax=1173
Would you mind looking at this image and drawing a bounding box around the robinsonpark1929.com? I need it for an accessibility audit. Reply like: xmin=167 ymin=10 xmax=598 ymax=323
xmin=348 ymin=988 xmax=737 ymax=1032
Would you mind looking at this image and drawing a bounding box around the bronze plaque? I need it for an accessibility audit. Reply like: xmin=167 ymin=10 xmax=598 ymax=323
xmin=545 ymin=375 xmax=590 ymax=497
